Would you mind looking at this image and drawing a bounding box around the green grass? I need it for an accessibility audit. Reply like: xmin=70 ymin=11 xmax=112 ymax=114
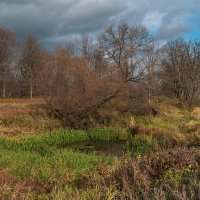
xmin=0 ymin=148 xmax=113 ymax=183
xmin=0 ymin=127 xmax=128 ymax=152
xmin=88 ymin=127 xmax=128 ymax=141
xmin=0 ymin=126 xmax=159 ymax=192
xmin=0 ymin=128 xmax=125 ymax=184
xmin=135 ymin=115 xmax=180 ymax=131
xmin=126 ymin=134 xmax=159 ymax=156
xmin=0 ymin=97 xmax=200 ymax=199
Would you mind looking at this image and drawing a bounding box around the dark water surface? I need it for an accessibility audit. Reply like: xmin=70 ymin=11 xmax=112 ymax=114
xmin=64 ymin=141 xmax=128 ymax=157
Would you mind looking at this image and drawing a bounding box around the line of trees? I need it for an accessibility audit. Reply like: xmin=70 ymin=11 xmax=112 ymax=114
xmin=0 ymin=22 xmax=200 ymax=128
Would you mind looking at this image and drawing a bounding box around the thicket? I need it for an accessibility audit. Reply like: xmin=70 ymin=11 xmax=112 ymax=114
xmin=0 ymin=22 xmax=200 ymax=128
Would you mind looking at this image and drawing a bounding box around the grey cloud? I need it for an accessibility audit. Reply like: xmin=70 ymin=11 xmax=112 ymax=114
xmin=127 ymin=0 xmax=200 ymax=40
xmin=59 ymin=0 xmax=127 ymax=34
xmin=0 ymin=0 xmax=128 ymax=46
xmin=157 ymin=23 xmax=189 ymax=40
xmin=0 ymin=0 xmax=199 ymax=49
xmin=155 ymin=8 xmax=189 ymax=40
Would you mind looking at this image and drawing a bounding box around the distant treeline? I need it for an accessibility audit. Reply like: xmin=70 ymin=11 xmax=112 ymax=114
xmin=0 ymin=21 xmax=200 ymax=127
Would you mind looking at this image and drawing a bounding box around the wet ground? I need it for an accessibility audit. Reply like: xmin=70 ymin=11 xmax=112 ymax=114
xmin=63 ymin=140 xmax=128 ymax=157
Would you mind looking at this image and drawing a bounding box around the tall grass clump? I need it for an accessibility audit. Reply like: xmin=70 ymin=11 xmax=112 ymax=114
xmin=88 ymin=127 xmax=128 ymax=141
xmin=46 ymin=129 xmax=89 ymax=147
xmin=126 ymin=134 xmax=159 ymax=156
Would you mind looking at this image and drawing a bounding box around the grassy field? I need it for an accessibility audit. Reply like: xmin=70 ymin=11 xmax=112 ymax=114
xmin=0 ymin=98 xmax=200 ymax=199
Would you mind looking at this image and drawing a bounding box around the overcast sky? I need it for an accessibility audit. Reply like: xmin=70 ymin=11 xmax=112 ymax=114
xmin=0 ymin=0 xmax=199 ymax=50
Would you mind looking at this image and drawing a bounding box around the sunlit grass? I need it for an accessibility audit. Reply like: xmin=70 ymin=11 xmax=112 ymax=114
xmin=0 ymin=148 xmax=113 ymax=183
xmin=0 ymin=97 xmax=200 ymax=199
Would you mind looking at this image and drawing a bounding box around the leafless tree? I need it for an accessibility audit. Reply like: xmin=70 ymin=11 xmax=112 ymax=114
xmin=100 ymin=21 xmax=152 ymax=82
xmin=0 ymin=28 xmax=16 ymax=98
xmin=18 ymin=34 xmax=45 ymax=98
xmin=160 ymin=39 xmax=200 ymax=105
xmin=1 ymin=21 xmax=199 ymax=128
xmin=45 ymin=46 xmax=120 ymax=128
xmin=142 ymin=42 xmax=162 ymax=110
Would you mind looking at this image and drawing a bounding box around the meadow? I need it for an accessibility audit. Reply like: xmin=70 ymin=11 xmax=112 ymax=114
xmin=0 ymin=98 xmax=200 ymax=200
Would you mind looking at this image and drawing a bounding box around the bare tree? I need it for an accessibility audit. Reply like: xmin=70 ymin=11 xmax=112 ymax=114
xmin=143 ymin=42 xmax=162 ymax=111
xmin=18 ymin=34 xmax=45 ymax=98
xmin=0 ymin=28 xmax=16 ymax=98
xmin=188 ymin=41 xmax=200 ymax=105
xmin=160 ymin=39 xmax=200 ymax=106
xmin=80 ymin=34 xmax=93 ymax=61
xmin=100 ymin=21 xmax=152 ymax=82
xmin=45 ymin=46 xmax=120 ymax=128
xmin=46 ymin=22 xmax=152 ymax=128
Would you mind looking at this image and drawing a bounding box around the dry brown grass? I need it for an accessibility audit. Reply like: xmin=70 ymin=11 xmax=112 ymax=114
xmin=0 ymin=97 xmax=199 ymax=199
xmin=0 ymin=169 xmax=52 ymax=200
xmin=81 ymin=148 xmax=200 ymax=200
xmin=0 ymin=98 xmax=44 ymax=104
xmin=0 ymin=98 xmax=45 ymax=114
xmin=192 ymin=107 xmax=200 ymax=120
xmin=0 ymin=98 xmax=61 ymax=136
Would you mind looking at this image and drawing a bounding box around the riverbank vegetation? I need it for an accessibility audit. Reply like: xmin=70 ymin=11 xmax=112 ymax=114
xmin=0 ymin=98 xmax=200 ymax=199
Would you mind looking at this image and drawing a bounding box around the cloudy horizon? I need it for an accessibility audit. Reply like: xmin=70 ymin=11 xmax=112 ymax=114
xmin=0 ymin=0 xmax=199 ymax=50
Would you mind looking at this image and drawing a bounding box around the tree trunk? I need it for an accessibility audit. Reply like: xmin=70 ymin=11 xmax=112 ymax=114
xmin=30 ymin=86 xmax=33 ymax=99
xmin=30 ymin=81 xmax=33 ymax=99
xmin=147 ymin=89 xmax=151 ymax=113
xmin=2 ymin=82 xmax=5 ymax=98
xmin=189 ymin=86 xmax=196 ymax=107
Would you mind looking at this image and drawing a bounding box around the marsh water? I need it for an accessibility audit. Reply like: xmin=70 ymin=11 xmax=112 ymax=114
xmin=64 ymin=141 xmax=128 ymax=157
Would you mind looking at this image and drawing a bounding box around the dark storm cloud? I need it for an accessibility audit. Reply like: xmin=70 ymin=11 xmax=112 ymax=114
xmin=0 ymin=0 xmax=127 ymax=42
xmin=0 ymin=0 xmax=199 ymax=49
